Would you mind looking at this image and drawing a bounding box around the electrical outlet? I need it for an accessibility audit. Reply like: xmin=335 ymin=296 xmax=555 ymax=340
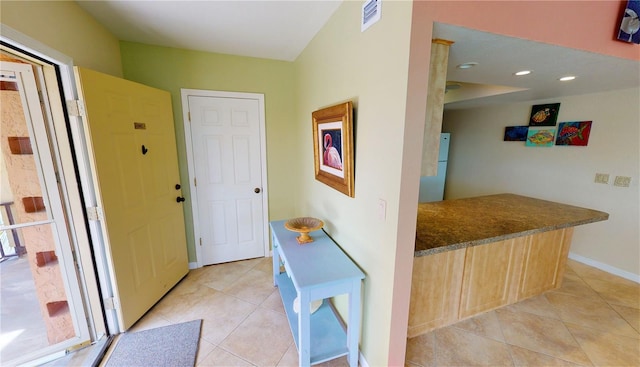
xmin=613 ymin=176 xmax=631 ymax=187
xmin=594 ymin=173 xmax=609 ymax=184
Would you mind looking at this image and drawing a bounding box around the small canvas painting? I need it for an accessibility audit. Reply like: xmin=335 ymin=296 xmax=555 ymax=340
xmin=556 ymin=121 xmax=592 ymax=146
xmin=529 ymin=103 xmax=560 ymax=126
xmin=526 ymin=128 xmax=556 ymax=147
xmin=504 ymin=126 xmax=529 ymax=141
xmin=618 ymin=0 xmax=640 ymax=44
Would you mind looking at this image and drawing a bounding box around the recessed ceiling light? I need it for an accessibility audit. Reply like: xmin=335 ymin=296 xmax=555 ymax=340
xmin=456 ymin=62 xmax=478 ymax=69
xmin=559 ymin=76 xmax=576 ymax=81
xmin=514 ymin=70 xmax=532 ymax=76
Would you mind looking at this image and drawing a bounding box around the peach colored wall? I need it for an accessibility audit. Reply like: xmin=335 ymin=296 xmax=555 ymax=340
xmin=391 ymin=1 xmax=639 ymax=365
xmin=416 ymin=0 xmax=639 ymax=61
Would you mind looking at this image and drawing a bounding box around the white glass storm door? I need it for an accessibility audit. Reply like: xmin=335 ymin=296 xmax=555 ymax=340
xmin=0 ymin=61 xmax=90 ymax=366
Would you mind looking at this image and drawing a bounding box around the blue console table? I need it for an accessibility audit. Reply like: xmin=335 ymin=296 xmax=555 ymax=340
xmin=270 ymin=220 xmax=365 ymax=367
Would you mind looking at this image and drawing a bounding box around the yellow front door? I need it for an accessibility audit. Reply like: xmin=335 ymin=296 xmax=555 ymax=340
xmin=74 ymin=67 xmax=188 ymax=330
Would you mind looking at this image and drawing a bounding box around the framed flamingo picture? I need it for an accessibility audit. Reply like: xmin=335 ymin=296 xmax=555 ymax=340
xmin=312 ymin=101 xmax=355 ymax=197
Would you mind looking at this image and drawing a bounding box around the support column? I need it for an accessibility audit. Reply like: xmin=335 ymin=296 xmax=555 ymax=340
xmin=421 ymin=39 xmax=454 ymax=176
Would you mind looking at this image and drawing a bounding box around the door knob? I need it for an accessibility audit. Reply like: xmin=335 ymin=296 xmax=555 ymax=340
xmin=254 ymin=188 xmax=261 ymax=194
xmin=176 ymin=196 xmax=185 ymax=203
xmin=175 ymin=184 xmax=181 ymax=190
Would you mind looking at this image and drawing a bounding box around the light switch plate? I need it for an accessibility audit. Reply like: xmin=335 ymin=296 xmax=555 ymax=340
xmin=378 ymin=199 xmax=386 ymax=221
xmin=614 ymin=176 xmax=631 ymax=187
xmin=594 ymin=173 xmax=609 ymax=184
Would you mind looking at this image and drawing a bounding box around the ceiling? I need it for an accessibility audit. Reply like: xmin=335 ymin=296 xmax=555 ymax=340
xmin=76 ymin=1 xmax=639 ymax=110
xmin=435 ymin=23 xmax=640 ymax=110
xmin=77 ymin=0 xmax=343 ymax=62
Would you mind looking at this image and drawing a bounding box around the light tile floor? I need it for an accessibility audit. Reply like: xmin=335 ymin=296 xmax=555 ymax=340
xmin=406 ymin=259 xmax=640 ymax=367
xmin=117 ymin=257 xmax=351 ymax=367
xmin=104 ymin=257 xmax=639 ymax=367
xmin=0 ymin=256 xmax=48 ymax=363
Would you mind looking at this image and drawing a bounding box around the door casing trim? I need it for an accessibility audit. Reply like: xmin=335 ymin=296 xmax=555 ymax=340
xmin=180 ymin=89 xmax=269 ymax=268
xmin=0 ymin=23 xmax=113 ymax=362
xmin=1 ymin=22 xmax=118 ymax=337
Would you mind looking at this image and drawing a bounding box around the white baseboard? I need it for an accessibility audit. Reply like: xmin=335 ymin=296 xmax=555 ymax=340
xmin=568 ymin=252 xmax=640 ymax=283
xmin=188 ymin=262 xmax=198 ymax=270
xmin=359 ymin=351 xmax=370 ymax=367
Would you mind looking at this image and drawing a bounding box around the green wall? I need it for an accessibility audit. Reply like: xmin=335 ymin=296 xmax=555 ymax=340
xmin=121 ymin=3 xmax=415 ymax=362
xmin=1 ymin=0 xmax=122 ymax=76
xmin=120 ymin=42 xmax=297 ymax=263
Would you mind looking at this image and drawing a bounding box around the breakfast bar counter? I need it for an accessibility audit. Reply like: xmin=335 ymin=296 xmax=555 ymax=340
xmin=408 ymin=193 xmax=608 ymax=337
xmin=415 ymin=193 xmax=609 ymax=257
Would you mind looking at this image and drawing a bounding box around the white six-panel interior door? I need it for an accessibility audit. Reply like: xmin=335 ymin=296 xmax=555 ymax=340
xmin=182 ymin=90 xmax=268 ymax=266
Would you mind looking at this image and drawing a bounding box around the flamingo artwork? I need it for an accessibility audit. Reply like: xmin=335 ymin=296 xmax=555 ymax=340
xmin=323 ymin=133 xmax=343 ymax=170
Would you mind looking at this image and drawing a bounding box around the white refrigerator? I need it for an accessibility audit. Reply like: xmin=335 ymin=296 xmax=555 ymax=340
xmin=418 ymin=133 xmax=450 ymax=202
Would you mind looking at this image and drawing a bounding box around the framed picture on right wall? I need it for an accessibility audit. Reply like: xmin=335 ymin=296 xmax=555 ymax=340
xmin=529 ymin=103 xmax=561 ymax=126
xmin=555 ymin=121 xmax=592 ymax=146
xmin=618 ymin=0 xmax=640 ymax=44
xmin=526 ymin=128 xmax=556 ymax=147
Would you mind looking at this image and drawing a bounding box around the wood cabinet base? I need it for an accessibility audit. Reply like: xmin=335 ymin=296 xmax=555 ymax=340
xmin=408 ymin=228 xmax=573 ymax=338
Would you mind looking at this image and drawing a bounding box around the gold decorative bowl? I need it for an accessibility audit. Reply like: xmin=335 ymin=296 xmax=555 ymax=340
xmin=284 ymin=217 xmax=324 ymax=244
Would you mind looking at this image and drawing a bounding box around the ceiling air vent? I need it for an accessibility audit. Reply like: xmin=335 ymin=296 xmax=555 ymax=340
xmin=361 ymin=0 xmax=381 ymax=32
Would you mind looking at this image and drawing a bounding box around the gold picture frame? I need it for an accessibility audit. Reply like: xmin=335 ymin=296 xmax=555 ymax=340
xmin=312 ymin=101 xmax=354 ymax=197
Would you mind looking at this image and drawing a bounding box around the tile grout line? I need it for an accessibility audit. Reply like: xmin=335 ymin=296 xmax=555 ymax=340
xmin=432 ymin=330 xmax=438 ymax=367
xmin=541 ymin=292 xmax=598 ymax=367
xmin=568 ymin=265 xmax=640 ymax=336
xmin=203 ymin=258 xmax=291 ymax=366
xmin=553 ymin=265 xmax=633 ymax=366
xmin=193 ymin=261 xmax=261 ymax=365
xmin=493 ymin=310 xmax=517 ymax=367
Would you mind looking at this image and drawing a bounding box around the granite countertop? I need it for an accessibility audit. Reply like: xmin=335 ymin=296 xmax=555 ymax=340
xmin=415 ymin=193 xmax=609 ymax=257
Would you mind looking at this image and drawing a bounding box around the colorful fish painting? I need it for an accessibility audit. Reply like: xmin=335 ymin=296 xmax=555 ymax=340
xmin=529 ymin=103 xmax=560 ymax=126
xmin=504 ymin=126 xmax=529 ymax=141
xmin=556 ymin=121 xmax=592 ymax=146
xmin=526 ymin=129 xmax=556 ymax=147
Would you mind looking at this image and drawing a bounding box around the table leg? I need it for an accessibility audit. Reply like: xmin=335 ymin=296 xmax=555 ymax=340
xmin=347 ymin=282 xmax=361 ymax=367
xmin=298 ymin=291 xmax=311 ymax=367
xmin=272 ymin=238 xmax=279 ymax=287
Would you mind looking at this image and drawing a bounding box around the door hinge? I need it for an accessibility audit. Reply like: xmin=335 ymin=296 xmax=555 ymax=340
xmin=86 ymin=206 xmax=104 ymax=221
xmin=199 ymin=238 xmax=202 ymax=246
xmin=188 ymin=111 xmax=191 ymax=121
xmin=66 ymin=99 xmax=86 ymax=117
xmin=194 ymin=177 xmax=197 ymax=187
xmin=103 ymin=297 xmax=118 ymax=310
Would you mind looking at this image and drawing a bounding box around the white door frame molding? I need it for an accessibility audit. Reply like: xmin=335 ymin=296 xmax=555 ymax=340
xmin=180 ymin=89 xmax=269 ymax=268
xmin=0 ymin=24 xmax=115 ymax=364
xmin=1 ymin=24 xmax=116 ymax=338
